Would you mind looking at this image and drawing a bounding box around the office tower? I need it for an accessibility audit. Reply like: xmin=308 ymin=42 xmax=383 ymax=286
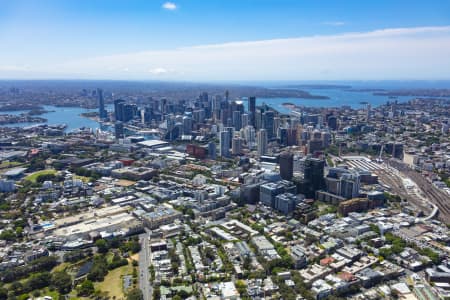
xmin=208 ymin=141 xmax=217 ymax=160
xmin=224 ymin=127 xmax=234 ymax=149
xmin=160 ymin=98 xmax=168 ymax=114
xmin=275 ymin=193 xmax=298 ymax=215
xmin=304 ymin=158 xmax=325 ymax=192
xmin=241 ymin=113 xmax=249 ymax=128
xmin=122 ymin=104 xmax=136 ymax=122
xmin=142 ymin=107 xmax=153 ymax=125
xmin=255 ymin=108 xmax=262 ymax=130
xmin=220 ymin=131 xmax=231 ymax=158
xmin=243 ymin=125 xmax=256 ymax=148
xmin=212 ymin=95 xmax=222 ymax=120
xmin=97 ymin=88 xmax=107 ymax=120
xmin=278 ymin=128 xmax=288 ymax=146
xmin=307 ymin=139 xmax=324 ymax=154
xmin=260 ymin=182 xmax=285 ymax=208
xmin=263 ymin=111 xmax=275 ymax=139
xmin=249 ymin=96 xmax=256 ymax=127
xmin=232 ymin=137 xmax=243 ymax=155
xmin=182 ymin=116 xmax=193 ymax=135
xmin=273 ymin=117 xmax=280 ymax=138
xmin=115 ymin=122 xmax=124 ymax=139
xmin=260 ymin=181 xmax=296 ymax=208
xmin=232 ymin=111 xmax=242 ymax=131
xmin=279 ymin=151 xmax=294 ymax=181
xmin=327 ymin=116 xmax=337 ymax=130
xmin=366 ymin=104 xmax=371 ymax=121
xmin=340 ymin=173 xmax=360 ymax=199
xmin=114 ymin=99 xmax=125 ymax=121
xmin=193 ymin=109 xmax=205 ymax=123
xmin=257 ymin=129 xmax=268 ymax=157
xmin=322 ymin=132 xmax=331 ymax=148
xmin=199 ymin=92 xmax=208 ymax=102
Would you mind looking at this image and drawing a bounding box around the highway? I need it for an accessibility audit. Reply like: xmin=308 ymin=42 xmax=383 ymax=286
xmin=139 ymin=232 xmax=152 ymax=300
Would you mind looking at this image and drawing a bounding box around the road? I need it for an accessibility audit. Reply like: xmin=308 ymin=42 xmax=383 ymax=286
xmin=139 ymin=232 xmax=152 ymax=300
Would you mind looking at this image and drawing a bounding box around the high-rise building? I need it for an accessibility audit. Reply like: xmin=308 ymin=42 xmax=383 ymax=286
xmin=257 ymin=129 xmax=268 ymax=156
xmin=275 ymin=193 xmax=301 ymax=215
xmin=115 ymin=122 xmax=124 ymax=139
xmin=327 ymin=116 xmax=337 ymax=130
xmin=340 ymin=173 xmax=360 ymax=199
xmin=182 ymin=116 xmax=193 ymax=135
xmin=232 ymin=110 xmax=242 ymax=131
xmin=260 ymin=181 xmax=297 ymax=208
xmin=243 ymin=125 xmax=256 ymax=148
xmin=224 ymin=127 xmax=234 ymax=149
xmin=263 ymin=111 xmax=275 ymax=139
xmin=249 ymin=96 xmax=256 ymax=127
xmin=232 ymin=137 xmax=243 ymax=155
xmin=279 ymin=151 xmax=294 ymax=181
xmin=303 ymin=158 xmax=325 ymax=193
xmin=220 ymin=131 xmax=231 ymax=158
xmin=98 ymin=88 xmax=107 ymax=120
xmin=208 ymin=141 xmax=217 ymax=160
xmin=121 ymin=103 xmax=136 ymax=122
xmin=241 ymin=113 xmax=249 ymax=128
xmin=114 ymin=99 xmax=125 ymax=121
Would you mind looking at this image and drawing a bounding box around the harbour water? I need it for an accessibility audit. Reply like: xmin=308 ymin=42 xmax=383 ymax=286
xmin=1 ymin=87 xmax=448 ymax=131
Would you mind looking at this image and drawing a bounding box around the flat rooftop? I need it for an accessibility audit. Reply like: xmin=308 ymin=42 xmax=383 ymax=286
xmin=53 ymin=212 xmax=136 ymax=236
xmin=138 ymin=140 xmax=169 ymax=148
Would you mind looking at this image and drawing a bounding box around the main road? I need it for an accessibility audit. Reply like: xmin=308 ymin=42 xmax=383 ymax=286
xmin=139 ymin=231 xmax=152 ymax=300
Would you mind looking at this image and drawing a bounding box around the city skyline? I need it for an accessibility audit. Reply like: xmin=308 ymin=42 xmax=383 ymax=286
xmin=1 ymin=0 xmax=450 ymax=80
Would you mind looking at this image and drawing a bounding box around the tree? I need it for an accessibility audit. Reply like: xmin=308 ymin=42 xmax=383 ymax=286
xmin=77 ymin=280 xmax=95 ymax=297
xmin=152 ymin=287 xmax=161 ymax=300
xmin=87 ymin=255 xmax=109 ymax=281
xmin=51 ymin=271 xmax=72 ymax=294
xmin=24 ymin=272 xmax=51 ymax=292
xmin=127 ymin=288 xmax=143 ymax=300
xmin=0 ymin=229 xmax=16 ymax=241
xmin=95 ymin=239 xmax=109 ymax=254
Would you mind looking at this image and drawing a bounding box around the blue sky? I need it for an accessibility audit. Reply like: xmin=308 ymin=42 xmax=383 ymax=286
xmin=1 ymin=0 xmax=450 ymax=80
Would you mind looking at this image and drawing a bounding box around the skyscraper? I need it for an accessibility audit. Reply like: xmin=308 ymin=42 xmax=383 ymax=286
xmin=232 ymin=137 xmax=243 ymax=155
xmin=257 ymin=129 xmax=268 ymax=157
xmin=263 ymin=111 xmax=275 ymax=139
xmin=220 ymin=130 xmax=231 ymax=158
xmin=241 ymin=113 xmax=249 ymax=128
xmin=114 ymin=99 xmax=125 ymax=121
xmin=304 ymin=158 xmax=325 ymax=193
xmin=249 ymin=96 xmax=256 ymax=127
xmin=232 ymin=110 xmax=242 ymax=131
xmin=98 ymin=88 xmax=107 ymax=120
xmin=279 ymin=151 xmax=294 ymax=181
xmin=208 ymin=141 xmax=217 ymax=160
xmin=115 ymin=122 xmax=124 ymax=139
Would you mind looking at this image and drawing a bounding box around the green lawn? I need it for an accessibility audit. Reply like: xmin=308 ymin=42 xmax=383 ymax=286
xmin=25 ymin=169 xmax=57 ymax=182
xmin=0 ymin=161 xmax=23 ymax=169
xmin=95 ymin=264 xmax=135 ymax=299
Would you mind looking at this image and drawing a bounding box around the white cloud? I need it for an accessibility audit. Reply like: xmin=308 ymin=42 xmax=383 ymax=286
xmin=148 ymin=67 xmax=169 ymax=75
xmin=322 ymin=21 xmax=346 ymax=26
xmin=3 ymin=26 xmax=450 ymax=80
xmin=162 ymin=2 xmax=177 ymax=10
xmin=0 ymin=65 xmax=29 ymax=72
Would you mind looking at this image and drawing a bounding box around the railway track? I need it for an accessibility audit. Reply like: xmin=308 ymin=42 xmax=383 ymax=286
xmin=387 ymin=159 xmax=450 ymax=224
